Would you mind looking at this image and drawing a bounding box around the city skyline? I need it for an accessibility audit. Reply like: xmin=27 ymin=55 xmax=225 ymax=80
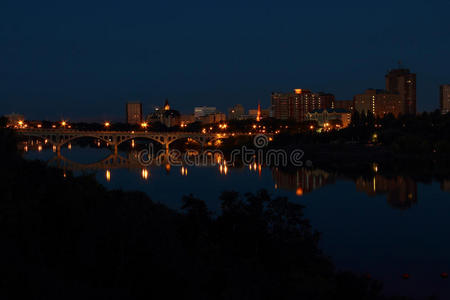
xmin=1 ymin=1 xmax=450 ymax=121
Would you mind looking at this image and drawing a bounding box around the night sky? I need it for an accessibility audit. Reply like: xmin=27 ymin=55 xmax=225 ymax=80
xmin=1 ymin=0 xmax=449 ymax=121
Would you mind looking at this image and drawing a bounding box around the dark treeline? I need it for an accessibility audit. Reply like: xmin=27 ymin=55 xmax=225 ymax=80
xmin=0 ymin=125 xmax=420 ymax=299
xmin=273 ymin=111 xmax=450 ymax=156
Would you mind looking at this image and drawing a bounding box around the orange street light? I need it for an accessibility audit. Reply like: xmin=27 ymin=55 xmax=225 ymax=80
xmin=141 ymin=122 xmax=149 ymax=129
xmin=104 ymin=122 xmax=111 ymax=128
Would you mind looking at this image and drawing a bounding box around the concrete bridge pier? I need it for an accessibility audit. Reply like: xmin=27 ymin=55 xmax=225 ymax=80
xmin=164 ymin=142 xmax=170 ymax=154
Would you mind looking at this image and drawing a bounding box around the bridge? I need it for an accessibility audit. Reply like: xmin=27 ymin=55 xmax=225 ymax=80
xmin=16 ymin=129 xmax=256 ymax=154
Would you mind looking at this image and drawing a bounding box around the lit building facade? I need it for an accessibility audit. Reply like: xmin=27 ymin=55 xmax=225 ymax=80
xmin=306 ymin=108 xmax=352 ymax=128
xmin=271 ymin=89 xmax=335 ymax=122
xmin=147 ymin=99 xmax=180 ymax=127
xmin=194 ymin=106 xmax=217 ymax=118
xmin=385 ymin=68 xmax=416 ymax=115
xmin=198 ymin=113 xmax=226 ymax=124
xmin=353 ymin=89 xmax=403 ymax=117
xmin=440 ymin=84 xmax=450 ymax=115
xmin=228 ymin=104 xmax=245 ymax=120
xmin=126 ymin=102 xmax=143 ymax=125
xmin=333 ymin=100 xmax=353 ymax=111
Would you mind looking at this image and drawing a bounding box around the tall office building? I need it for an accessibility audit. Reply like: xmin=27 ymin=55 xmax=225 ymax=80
xmin=271 ymin=92 xmax=291 ymax=120
xmin=385 ymin=68 xmax=416 ymax=115
xmin=353 ymin=89 xmax=403 ymax=117
xmin=126 ymin=102 xmax=143 ymax=125
xmin=228 ymin=104 xmax=245 ymax=120
xmin=271 ymin=89 xmax=334 ymax=122
xmin=440 ymin=84 xmax=450 ymax=114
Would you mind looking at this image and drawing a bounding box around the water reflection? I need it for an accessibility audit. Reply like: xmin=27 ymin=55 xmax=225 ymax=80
xmin=273 ymin=168 xmax=419 ymax=209
xmin=272 ymin=168 xmax=335 ymax=197
xmin=141 ymin=168 xmax=149 ymax=180
xmin=355 ymin=176 xmax=417 ymax=210
xmin=22 ymin=140 xmax=450 ymax=209
xmin=442 ymin=180 xmax=450 ymax=192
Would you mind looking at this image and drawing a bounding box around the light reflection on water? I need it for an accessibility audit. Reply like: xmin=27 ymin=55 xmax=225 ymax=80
xmin=23 ymin=144 xmax=450 ymax=299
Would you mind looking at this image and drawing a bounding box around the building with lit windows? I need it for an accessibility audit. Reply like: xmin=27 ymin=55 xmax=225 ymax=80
xmin=333 ymin=100 xmax=353 ymax=111
xmin=194 ymin=106 xmax=217 ymax=118
xmin=147 ymin=99 xmax=180 ymax=127
xmin=126 ymin=102 xmax=143 ymax=125
xmin=353 ymin=89 xmax=402 ymax=117
xmin=271 ymin=89 xmax=335 ymax=122
xmin=227 ymin=104 xmax=245 ymax=120
xmin=385 ymin=68 xmax=416 ymax=115
xmin=197 ymin=113 xmax=226 ymax=124
xmin=306 ymin=108 xmax=352 ymax=128
xmin=440 ymin=84 xmax=450 ymax=115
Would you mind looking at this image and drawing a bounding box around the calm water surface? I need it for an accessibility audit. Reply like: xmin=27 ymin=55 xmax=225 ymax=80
xmin=24 ymin=144 xmax=450 ymax=299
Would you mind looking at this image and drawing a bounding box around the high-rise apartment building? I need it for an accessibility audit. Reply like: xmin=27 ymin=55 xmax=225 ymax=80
xmin=385 ymin=68 xmax=416 ymax=115
xmin=440 ymin=84 xmax=450 ymax=114
xmin=271 ymin=89 xmax=334 ymax=122
xmin=333 ymin=100 xmax=353 ymax=111
xmin=353 ymin=89 xmax=403 ymax=117
xmin=126 ymin=102 xmax=143 ymax=124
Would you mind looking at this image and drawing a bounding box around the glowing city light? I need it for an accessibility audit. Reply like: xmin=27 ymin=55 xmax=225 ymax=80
xmin=106 ymin=170 xmax=111 ymax=182
xmin=104 ymin=122 xmax=110 ymax=128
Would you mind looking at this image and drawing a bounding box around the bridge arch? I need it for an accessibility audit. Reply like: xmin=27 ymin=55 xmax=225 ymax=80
xmin=58 ymin=135 xmax=112 ymax=147
xmin=116 ymin=136 xmax=165 ymax=146
xmin=166 ymin=136 xmax=205 ymax=147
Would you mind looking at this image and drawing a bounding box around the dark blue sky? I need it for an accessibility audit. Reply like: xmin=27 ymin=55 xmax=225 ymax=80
xmin=1 ymin=0 xmax=449 ymax=121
